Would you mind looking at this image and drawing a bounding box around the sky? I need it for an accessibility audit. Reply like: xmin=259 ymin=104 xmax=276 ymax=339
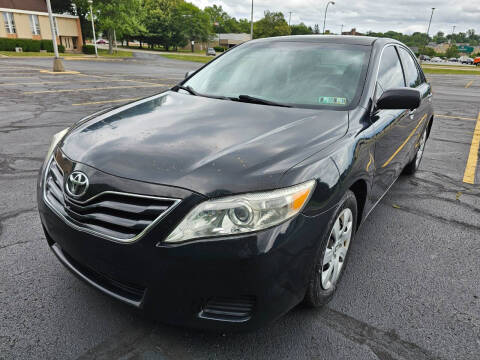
xmin=190 ymin=0 xmax=480 ymax=35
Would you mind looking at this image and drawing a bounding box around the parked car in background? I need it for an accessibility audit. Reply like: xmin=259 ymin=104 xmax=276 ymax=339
xmin=431 ymin=57 xmax=442 ymax=62
xmin=38 ymin=36 xmax=434 ymax=331
xmin=449 ymin=57 xmax=458 ymax=62
xmin=459 ymin=56 xmax=474 ymax=65
xmin=96 ymin=39 xmax=108 ymax=45
xmin=419 ymin=55 xmax=431 ymax=61
xmin=474 ymin=57 xmax=480 ymax=66
xmin=206 ymin=47 xmax=216 ymax=56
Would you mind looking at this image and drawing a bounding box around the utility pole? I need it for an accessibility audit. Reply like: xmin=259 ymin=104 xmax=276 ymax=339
xmin=114 ymin=29 xmax=118 ymax=54
xmin=46 ymin=0 xmax=64 ymax=72
xmin=250 ymin=0 xmax=254 ymax=40
xmin=426 ymin=7 xmax=435 ymax=44
xmin=449 ymin=25 xmax=456 ymax=45
xmin=340 ymin=24 xmax=344 ymax=35
xmin=323 ymin=1 xmax=335 ymax=34
xmin=88 ymin=0 xmax=98 ymax=57
xmin=288 ymin=11 xmax=293 ymax=27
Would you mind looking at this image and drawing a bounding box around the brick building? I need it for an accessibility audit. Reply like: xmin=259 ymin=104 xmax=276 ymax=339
xmin=0 ymin=0 xmax=83 ymax=52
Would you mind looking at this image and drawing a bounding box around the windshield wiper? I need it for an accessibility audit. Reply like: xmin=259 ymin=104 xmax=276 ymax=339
xmin=235 ymin=95 xmax=292 ymax=108
xmin=173 ymin=85 xmax=198 ymax=96
xmin=173 ymin=85 xmax=230 ymax=101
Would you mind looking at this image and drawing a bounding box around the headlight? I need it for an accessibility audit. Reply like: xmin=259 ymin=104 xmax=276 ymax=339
xmin=45 ymin=128 xmax=69 ymax=161
xmin=164 ymin=180 xmax=316 ymax=244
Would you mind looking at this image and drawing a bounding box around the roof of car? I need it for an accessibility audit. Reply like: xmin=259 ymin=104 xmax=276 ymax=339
xmin=252 ymin=35 xmax=401 ymax=46
xmin=252 ymin=35 xmax=396 ymax=46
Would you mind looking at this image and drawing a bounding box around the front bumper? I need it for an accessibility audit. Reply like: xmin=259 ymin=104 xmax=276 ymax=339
xmin=37 ymin=158 xmax=334 ymax=331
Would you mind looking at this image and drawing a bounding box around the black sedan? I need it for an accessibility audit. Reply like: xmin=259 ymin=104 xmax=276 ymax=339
xmin=37 ymin=35 xmax=433 ymax=331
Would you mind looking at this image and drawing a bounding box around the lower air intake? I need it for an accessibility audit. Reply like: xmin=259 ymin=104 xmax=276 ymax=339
xmin=198 ymin=296 xmax=256 ymax=323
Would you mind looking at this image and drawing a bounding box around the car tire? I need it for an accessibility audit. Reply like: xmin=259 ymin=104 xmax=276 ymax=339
xmin=304 ymin=190 xmax=357 ymax=308
xmin=403 ymin=126 xmax=428 ymax=175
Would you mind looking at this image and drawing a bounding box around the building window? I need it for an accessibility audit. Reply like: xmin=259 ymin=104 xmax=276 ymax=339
xmin=3 ymin=12 xmax=16 ymax=34
xmin=30 ymin=14 xmax=41 ymax=35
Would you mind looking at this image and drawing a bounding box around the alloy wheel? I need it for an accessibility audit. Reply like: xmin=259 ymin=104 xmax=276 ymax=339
xmin=320 ymin=208 xmax=353 ymax=290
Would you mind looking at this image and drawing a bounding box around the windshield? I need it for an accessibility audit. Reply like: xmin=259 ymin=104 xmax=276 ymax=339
xmin=183 ymin=41 xmax=371 ymax=109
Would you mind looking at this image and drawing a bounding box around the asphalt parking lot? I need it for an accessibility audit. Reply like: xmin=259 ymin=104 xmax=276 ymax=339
xmin=0 ymin=54 xmax=479 ymax=360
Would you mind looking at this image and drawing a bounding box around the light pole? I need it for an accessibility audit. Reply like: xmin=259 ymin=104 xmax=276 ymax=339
xmin=449 ymin=25 xmax=456 ymax=44
xmin=340 ymin=24 xmax=344 ymax=35
xmin=88 ymin=0 xmax=98 ymax=57
xmin=323 ymin=1 xmax=335 ymax=34
xmin=288 ymin=11 xmax=293 ymax=27
xmin=426 ymin=7 xmax=435 ymax=44
xmin=250 ymin=0 xmax=254 ymax=40
xmin=46 ymin=0 xmax=64 ymax=72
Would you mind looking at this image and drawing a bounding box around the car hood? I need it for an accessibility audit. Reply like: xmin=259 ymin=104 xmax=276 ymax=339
xmin=61 ymin=91 xmax=348 ymax=196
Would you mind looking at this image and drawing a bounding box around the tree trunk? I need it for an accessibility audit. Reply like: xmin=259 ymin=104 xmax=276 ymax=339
xmin=108 ymin=30 xmax=114 ymax=54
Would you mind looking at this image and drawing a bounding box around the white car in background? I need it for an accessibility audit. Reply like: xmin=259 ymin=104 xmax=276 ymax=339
xmin=431 ymin=57 xmax=442 ymax=62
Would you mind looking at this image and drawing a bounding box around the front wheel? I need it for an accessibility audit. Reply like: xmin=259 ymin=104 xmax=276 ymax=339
xmin=304 ymin=190 xmax=357 ymax=307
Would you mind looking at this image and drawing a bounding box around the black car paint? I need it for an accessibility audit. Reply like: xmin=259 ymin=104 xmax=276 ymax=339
xmin=37 ymin=36 xmax=434 ymax=331
xmin=60 ymin=92 xmax=348 ymax=198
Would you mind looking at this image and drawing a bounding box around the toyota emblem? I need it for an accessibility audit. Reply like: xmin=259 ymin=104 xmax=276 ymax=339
xmin=65 ymin=171 xmax=89 ymax=197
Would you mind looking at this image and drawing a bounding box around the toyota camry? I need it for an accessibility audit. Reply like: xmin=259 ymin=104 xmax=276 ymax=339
xmin=37 ymin=35 xmax=434 ymax=331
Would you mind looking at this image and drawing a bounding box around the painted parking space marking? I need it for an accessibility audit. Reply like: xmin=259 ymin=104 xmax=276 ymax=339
xmin=24 ymin=84 xmax=167 ymax=94
xmin=75 ymin=73 xmax=164 ymax=86
xmin=72 ymin=98 xmax=141 ymax=106
xmin=462 ymin=112 xmax=480 ymax=184
xmin=436 ymin=114 xmax=477 ymax=121
xmin=0 ymin=79 xmax=164 ymax=86
xmin=39 ymin=70 xmax=80 ymax=75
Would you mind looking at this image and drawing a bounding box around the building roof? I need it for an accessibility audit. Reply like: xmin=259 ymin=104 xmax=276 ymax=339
xmin=218 ymin=33 xmax=251 ymax=42
xmin=0 ymin=0 xmax=47 ymax=12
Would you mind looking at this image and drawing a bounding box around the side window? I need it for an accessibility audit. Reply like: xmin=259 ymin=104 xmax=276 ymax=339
xmin=376 ymin=46 xmax=405 ymax=97
xmin=398 ymin=47 xmax=422 ymax=87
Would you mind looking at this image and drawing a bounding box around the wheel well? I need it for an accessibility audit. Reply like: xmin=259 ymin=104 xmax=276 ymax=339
xmin=349 ymin=180 xmax=367 ymax=230
xmin=427 ymin=115 xmax=434 ymax=138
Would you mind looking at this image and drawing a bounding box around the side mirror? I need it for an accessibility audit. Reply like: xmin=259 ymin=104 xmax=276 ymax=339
xmin=376 ymin=88 xmax=421 ymax=111
xmin=185 ymin=71 xmax=194 ymax=79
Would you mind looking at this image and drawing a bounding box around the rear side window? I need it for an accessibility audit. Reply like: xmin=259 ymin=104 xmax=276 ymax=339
xmin=377 ymin=46 xmax=405 ymax=95
xmin=398 ymin=47 xmax=423 ymax=88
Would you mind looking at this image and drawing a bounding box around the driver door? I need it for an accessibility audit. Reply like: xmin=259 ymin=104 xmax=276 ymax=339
xmin=370 ymin=45 xmax=410 ymax=205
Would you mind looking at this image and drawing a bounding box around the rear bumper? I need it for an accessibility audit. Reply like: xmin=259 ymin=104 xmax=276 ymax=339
xmin=39 ymin=197 xmax=333 ymax=331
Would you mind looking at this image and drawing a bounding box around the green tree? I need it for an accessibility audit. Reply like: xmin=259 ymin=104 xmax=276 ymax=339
xmin=142 ymin=0 xmax=180 ymax=50
xmin=433 ymin=31 xmax=446 ymax=44
xmin=237 ymin=18 xmax=251 ymax=33
xmin=171 ymin=1 xmax=211 ymax=51
xmin=445 ymin=44 xmax=459 ymax=58
xmin=204 ymin=5 xmax=229 ymax=32
xmin=253 ymin=11 xmax=290 ymax=39
xmin=290 ymin=23 xmax=313 ymax=35
xmin=91 ymin=0 xmax=145 ymax=53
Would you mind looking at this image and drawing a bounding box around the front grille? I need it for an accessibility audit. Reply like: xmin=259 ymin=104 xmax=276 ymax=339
xmin=199 ymin=296 xmax=256 ymax=322
xmin=44 ymin=157 xmax=180 ymax=242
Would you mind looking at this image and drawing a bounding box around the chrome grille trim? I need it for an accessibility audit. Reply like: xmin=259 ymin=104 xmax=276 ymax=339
xmin=42 ymin=156 xmax=181 ymax=244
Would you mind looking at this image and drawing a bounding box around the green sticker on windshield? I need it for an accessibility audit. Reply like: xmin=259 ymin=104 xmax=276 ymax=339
xmin=318 ymin=96 xmax=347 ymax=105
